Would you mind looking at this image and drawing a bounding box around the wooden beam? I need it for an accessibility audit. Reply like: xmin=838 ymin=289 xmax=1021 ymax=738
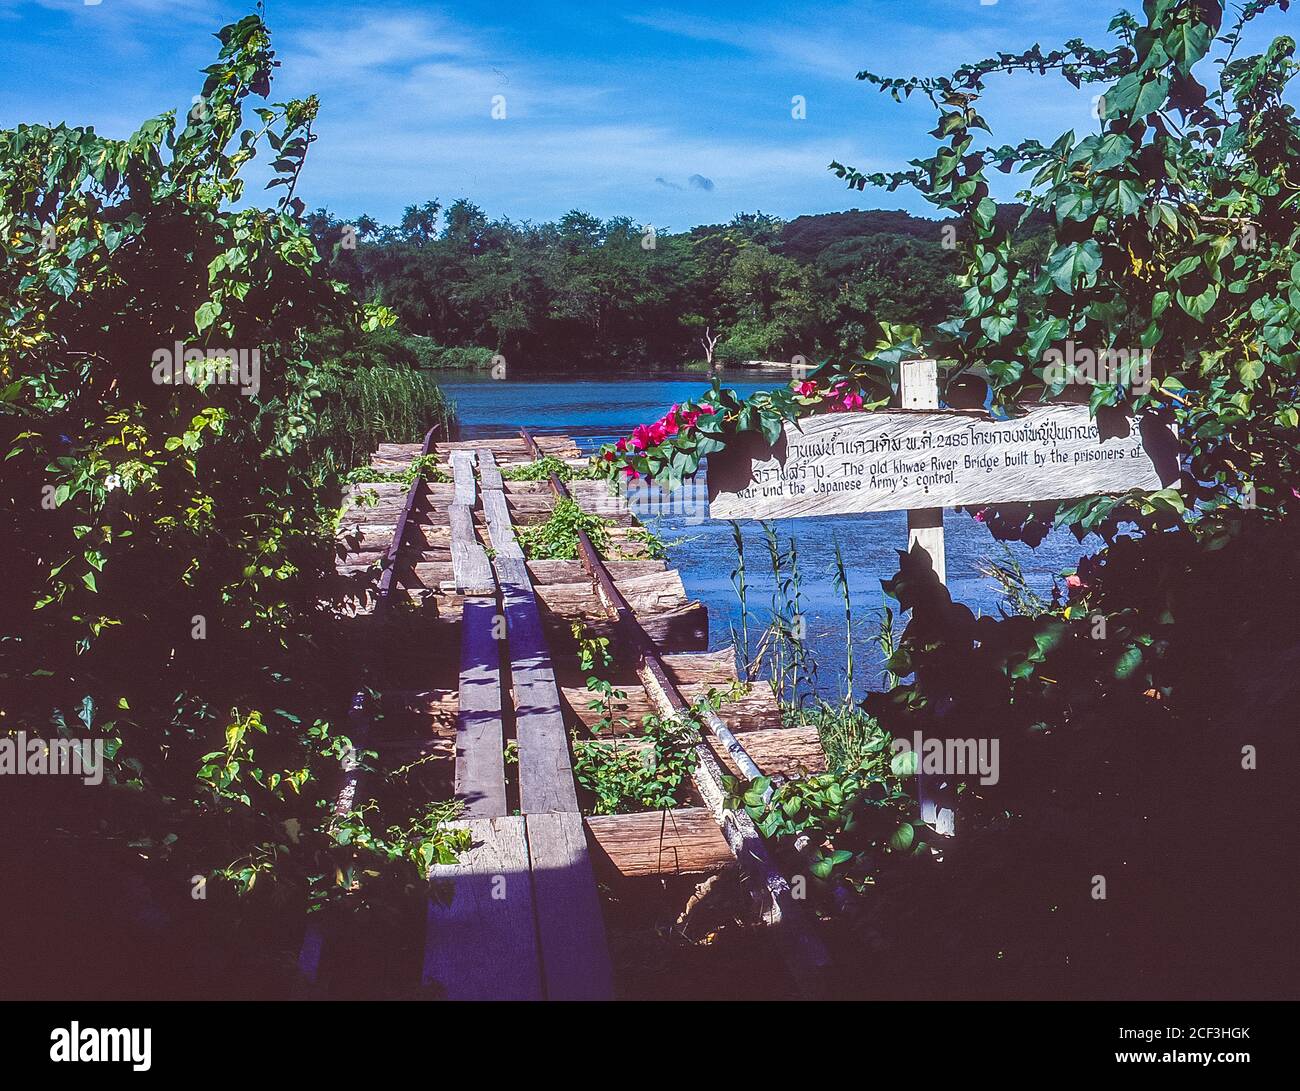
xmin=525 ymin=812 xmax=614 ymax=999
xmin=454 ymin=598 xmax=508 ymax=818
xmin=899 ymin=357 xmax=947 ymax=584
xmin=585 ymin=808 xmax=734 ymax=877
xmin=496 ymin=553 xmax=581 ymax=814
xmin=422 ymin=816 xmax=543 ymax=1000
xmin=446 ymin=503 xmax=494 ymax=595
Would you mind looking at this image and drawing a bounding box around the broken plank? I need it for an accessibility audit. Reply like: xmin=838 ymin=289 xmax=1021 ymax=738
xmin=527 ymin=558 xmax=666 ymax=584
xmin=709 ymin=726 xmax=826 ymax=779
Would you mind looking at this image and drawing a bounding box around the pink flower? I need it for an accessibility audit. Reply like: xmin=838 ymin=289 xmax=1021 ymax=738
xmin=602 ymin=450 xmax=615 ymax=462
xmin=661 ymin=411 xmax=679 ymax=437
xmin=796 ymin=380 xmax=818 ymax=397
xmin=615 ymin=438 xmax=627 ymax=453
xmin=972 ymin=508 xmax=987 ymax=523
xmin=826 ymin=381 xmax=863 ymax=411
xmin=624 ymin=466 xmax=641 ymax=480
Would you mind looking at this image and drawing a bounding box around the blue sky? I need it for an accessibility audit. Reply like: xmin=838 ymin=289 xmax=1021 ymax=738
xmin=3 ymin=1 xmax=1295 ymax=229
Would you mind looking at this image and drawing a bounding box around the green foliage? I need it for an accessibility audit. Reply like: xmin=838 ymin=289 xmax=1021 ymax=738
xmin=0 ymin=15 xmax=458 ymax=931
xmin=515 ymin=496 xmax=610 ymax=559
xmin=314 ymin=364 xmax=455 ymax=475
xmin=724 ymin=731 xmax=919 ymax=890
xmin=343 ymin=453 xmax=450 ymax=486
xmin=572 ymin=710 xmax=701 ymax=815
xmin=500 ymin=455 xmax=599 ymax=481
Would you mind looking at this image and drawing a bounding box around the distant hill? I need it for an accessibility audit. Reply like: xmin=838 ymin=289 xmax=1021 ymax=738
xmin=779 ymin=204 xmax=1051 ymax=263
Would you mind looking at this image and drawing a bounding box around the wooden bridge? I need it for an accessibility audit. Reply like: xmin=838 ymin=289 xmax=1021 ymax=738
xmin=304 ymin=429 xmax=832 ymax=999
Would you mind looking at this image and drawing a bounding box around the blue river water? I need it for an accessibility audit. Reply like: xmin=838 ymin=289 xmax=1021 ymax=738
xmin=435 ymin=370 xmax=1095 ymax=696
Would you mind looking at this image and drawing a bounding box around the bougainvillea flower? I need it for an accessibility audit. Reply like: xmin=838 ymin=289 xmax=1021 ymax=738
xmin=796 ymin=380 xmax=818 ymax=397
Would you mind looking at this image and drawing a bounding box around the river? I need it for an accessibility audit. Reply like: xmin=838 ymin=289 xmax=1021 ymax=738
xmin=434 ymin=369 xmax=1095 ymax=698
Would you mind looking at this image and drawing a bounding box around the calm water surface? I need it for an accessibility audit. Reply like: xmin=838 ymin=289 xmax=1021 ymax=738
xmin=435 ymin=370 xmax=1095 ymax=695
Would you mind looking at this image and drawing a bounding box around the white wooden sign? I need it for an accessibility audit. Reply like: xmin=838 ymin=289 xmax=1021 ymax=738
xmin=707 ymin=403 xmax=1179 ymax=521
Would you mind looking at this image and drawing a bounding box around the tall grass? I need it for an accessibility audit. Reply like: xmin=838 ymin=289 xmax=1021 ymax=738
xmin=728 ymin=521 xmax=753 ymax=680
xmin=314 ymin=365 xmax=456 ymax=475
xmin=727 ymin=525 xmax=895 ymax=770
xmin=976 ymin=543 xmax=1049 ymax=617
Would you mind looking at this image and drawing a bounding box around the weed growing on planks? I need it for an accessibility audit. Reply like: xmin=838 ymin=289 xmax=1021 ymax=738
xmin=515 ymin=497 xmax=610 ymax=559
xmin=501 ymin=455 xmax=600 ymax=482
xmin=342 ymin=453 xmax=450 ymax=487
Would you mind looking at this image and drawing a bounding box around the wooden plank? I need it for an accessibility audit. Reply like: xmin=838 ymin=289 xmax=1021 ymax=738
xmin=585 ymin=808 xmax=733 ymax=877
xmin=706 ymin=401 xmax=1180 ymax=521
xmin=496 ymin=552 xmax=580 ymax=814
xmin=478 ymin=448 xmax=505 ymax=491
xmin=527 ymin=558 xmax=666 ymax=584
xmin=422 ymin=816 xmax=543 ymax=1000
xmin=483 ymin=489 xmax=524 ymax=559
xmin=535 ymin=570 xmax=687 ymax=618
xmin=661 ymin=648 xmax=739 ymax=685
xmin=450 ymin=450 xmax=477 ymax=506
xmin=562 ymin=682 xmax=781 ymax=734
xmin=454 ymin=598 xmax=507 ymax=818
xmin=447 ymin=503 xmax=494 ymax=595
xmin=709 ymin=725 xmax=826 ymax=779
xmin=524 ymin=812 xmax=614 ymax=1000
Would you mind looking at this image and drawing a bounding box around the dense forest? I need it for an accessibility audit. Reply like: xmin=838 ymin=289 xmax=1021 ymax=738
xmin=305 ymin=202 xmax=1050 ymax=372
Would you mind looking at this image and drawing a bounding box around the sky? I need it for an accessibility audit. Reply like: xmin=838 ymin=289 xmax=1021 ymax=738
xmin=2 ymin=0 xmax=1296 ymax=230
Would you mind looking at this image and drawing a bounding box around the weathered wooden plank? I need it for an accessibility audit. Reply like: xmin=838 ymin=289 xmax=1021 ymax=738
xmin=422 ymin=816 xmax=543 ymax=1000
xmin=707 ymin=402 xmax=1180 ymax=520
xmin=477 ymin=448 xmax=505 ymax=491
xmin=535 ymin=570 xmax=686 ymax=618
xmin=447 ymin=503 xmax=494 ymax=595
xmin=454 ymin=598 xmax=507 ymax=818
xmin=524 ymin=812 xmax=614 ymax=1000
xmin=661 ymin=648 xmax=739 ymax=685
xmin=585 ymin=808 xmax=733 ymax=877
xmin=526 ymin=558 xmax=666 ymax=584
xmin=899 ymin=358 xmax=947 ymax=584
xmin=483 ymin=489 xmax=522 ymax=557
xmin=496 ymin=552 xmax=580 ymax=814
xmin=542 ymin=599 xmax=709 ymax=653
xmin=562 ymin=681 xmax=781 ymax=734
xmin=709 ymin=725 xmax=826 ymax=779
xmin=450 ymin=450 xmax=478 ymax=507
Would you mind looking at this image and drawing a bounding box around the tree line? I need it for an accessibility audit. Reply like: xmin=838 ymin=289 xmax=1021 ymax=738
xmin=306 ymin=201 xmax=1050 ymax=372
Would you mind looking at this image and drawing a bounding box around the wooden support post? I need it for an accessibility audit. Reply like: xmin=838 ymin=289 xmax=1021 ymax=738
xmin=899 ymin=358 xmax=946 ymax=584
xmin=898 ymin=358 xmax=955 ymax=837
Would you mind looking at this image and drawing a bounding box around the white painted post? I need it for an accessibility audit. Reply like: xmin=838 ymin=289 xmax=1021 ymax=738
xmin=898 ymin=358 xmax=954 ymax=837
xmin=899 ymin=358 xmax=946 ymax=583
